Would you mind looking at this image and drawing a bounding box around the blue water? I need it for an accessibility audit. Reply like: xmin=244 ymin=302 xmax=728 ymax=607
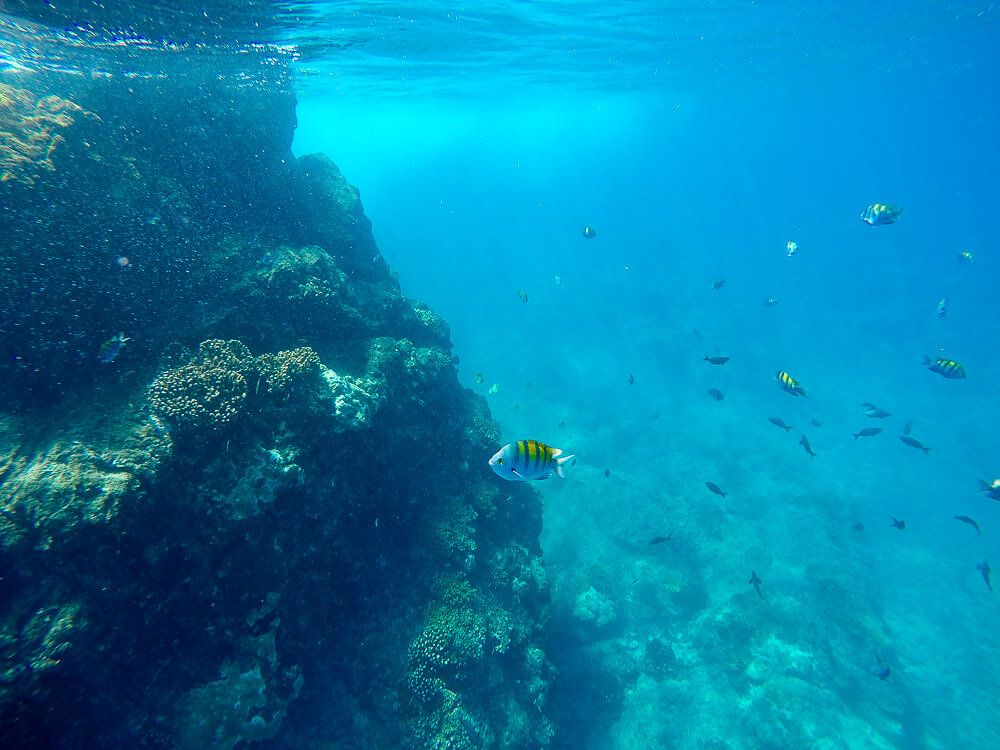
xmin=291 ymin=3 xmax=1000 ymax=747
xmin=6 ymin=1 xmax=1000 ymax=747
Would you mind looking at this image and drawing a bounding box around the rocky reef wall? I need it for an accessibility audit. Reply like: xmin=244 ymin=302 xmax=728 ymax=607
xmin=0 ymin=72 xmax=552 ymax=749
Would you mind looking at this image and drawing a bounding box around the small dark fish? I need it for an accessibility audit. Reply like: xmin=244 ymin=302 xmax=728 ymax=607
xmin=707 ymin=388 xmax=725 ymax=401
xmin=810 ymin=418 xmax=823 ymax=428
xmin=902 ymin=420 xmax=912 ymax=436
xmin=853 ymin=522 xmax=865 ymax=532
xmin=451 ymin=355 xmax=461 ymax=366
xmin=899 ymin=435 xmax=930 ymax=454
xmin=871 ymin=654 xmax=891 ymax=680
xmin=557 ymin=421 xmax=566 ymax=429
xmin=704 ymin=355 xmax=730 ymax=365
xmin=604 ymin=468 xmax=611 ymax=478
xmin=512 ymin=403 xmax=520 ymax=410
xmin=953 ymin=515 xmax=980 ymax=534
xmin=957 ymin=249 xmax=974 ymax=264
xmin=748 ymin=570 xmax=763 ymax=598
xmin=890 ymin=517 xmax=906 ymax=531
xmin=977 ymin=561 xmax=992 ymax=592
xmin=581 ymin=226 xmax=597 ymax=239
xmin=853 ymin=427 xmax=883 ymax=440
xmin=768 ymin=417 xmax=793 ymax=432
xmin=705 ymin=481 xmax=726 ymax=497
xmin=649 ymin=410 xmax=662 ymax=420
xmin=712 ymin=278 xmax=727 ymax=290
xmin=648 ymin=535 xmax=671 ymax=545
xmin=517 ymin=289 xmax=529 ymax=303
xmin=475 ymin=372 xmax=485 ymax=384
xmin=936 ymin=298 xmax=948 ymax=318
xmin=799 ymin=435 xmax=816 ymax=457
xmin=763 ymin=297 xmax=778 ymax=307
xmin=865 ymin=408 xmax=892 ymax=419
xmin=860 ymin=402 xmax=878 ymax=409
xmin=628 ymin=372 xmax=635 ymax=385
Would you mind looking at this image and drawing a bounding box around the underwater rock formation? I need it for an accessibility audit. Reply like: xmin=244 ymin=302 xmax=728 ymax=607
xmin=0 ymin=71 xmax=551 ymax=749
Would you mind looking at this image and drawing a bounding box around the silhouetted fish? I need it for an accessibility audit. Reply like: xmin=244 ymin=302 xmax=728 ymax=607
xmin=853 ymin=427 xmax=883 ymax=440
xmin=628 ymin=372 xmax=635 ymax=385
xmin=707 ymin=388 xmax=725 ymax=401
xmin=902 ymin=420 xmax=912 ymax=436
xmin=871 ymin=654 xmax=891 ymax=680
xmin=899 ymin=435 xmax=930 ymax=454
xmin=703 ymin=355 xmax=730 ymax=365
xmin=712 ymin=278 xmax=727 ymax=290
xmin=977 ymin=561 xmax=992 ymax=592
xmin=705 ymin=481 xmax=726 ymax=497
xmin=648 ymin=535 xmax=671 ymax=545
xmin=890 ymin=517 xmax=906 ymax=530
xmin=810 ymin=418 xmax=823 ymax=428
xmin=865 ymin=408 xmax=892 ymax=419
xmin=768 ymin=417 xmax=793 ymax=432
xmin=853 ymin=522 xmax=865 ymax=532
xmin=749 ymin=570 xmax=763 ymax=598
xmin=581 ymin=226 xmax=597 ymax=239
xmin=604 ymin=468 xmax=611 ymax=478
xmin=799 ymin=435 xmax=816 ymax=457
xmin=953 ymin=515 xmax=980 ymax=534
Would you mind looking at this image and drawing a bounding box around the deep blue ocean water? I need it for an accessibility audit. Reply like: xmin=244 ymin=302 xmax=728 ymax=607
xmin=5 ymin=1 xmax=1000 ymax=747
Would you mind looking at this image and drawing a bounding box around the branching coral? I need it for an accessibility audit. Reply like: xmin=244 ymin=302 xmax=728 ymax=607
xmin=0 ymin=83 xmax=96 ymax=185
xmin=148 ymin=362 xmax=247 ymax=432
xmin=255 ymin=347 xmax=321 ymax=395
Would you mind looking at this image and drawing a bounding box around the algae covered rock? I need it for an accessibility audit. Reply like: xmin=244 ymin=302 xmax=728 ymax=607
xmin=1 ymin=65 xmax=552 ymax=750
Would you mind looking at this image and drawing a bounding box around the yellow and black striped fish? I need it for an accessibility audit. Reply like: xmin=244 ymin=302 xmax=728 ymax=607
xmin=489 ymin=440 xmax=575 ymax=481
xmin=923 ymin=355 xmax=966 ymax=379
xmin=775 ymin=369 xmax=807 ymax=397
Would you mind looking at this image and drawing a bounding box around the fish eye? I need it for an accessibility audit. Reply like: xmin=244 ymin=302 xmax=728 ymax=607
xmin=497 ymin=458 xmax=504 ymax=465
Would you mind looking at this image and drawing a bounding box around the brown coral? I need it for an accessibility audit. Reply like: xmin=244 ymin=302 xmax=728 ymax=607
xmin=148 ymin=363 xmax=247 ymax=432
xmin=255 ymin=347 xmax=321 ymax=395
xmin=0 ymin=83 xmax=95 ymax=185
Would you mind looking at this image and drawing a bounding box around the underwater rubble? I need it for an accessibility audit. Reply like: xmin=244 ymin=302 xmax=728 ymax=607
xmin=0 ymin=74 xmax=552 ymax=749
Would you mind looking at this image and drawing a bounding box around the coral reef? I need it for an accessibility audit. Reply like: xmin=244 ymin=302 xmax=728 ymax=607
xmin=0 ymin=70 xmax=551 ymax=750
xmin=0 ymin=83 xmax=95 ymax=185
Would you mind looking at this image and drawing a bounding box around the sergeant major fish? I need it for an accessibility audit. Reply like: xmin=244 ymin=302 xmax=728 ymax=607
xmin=489 ymin=440 xmax=574 ymax=481
xmin=861 ymin=203 xmax=902 ymax=226
xmin=923 ymin=355 xmax=966 ymax=379
xmin=775 ymin=370 xmax=807 ymax=397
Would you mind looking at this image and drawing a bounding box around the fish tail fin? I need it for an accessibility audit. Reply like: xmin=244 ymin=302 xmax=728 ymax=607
xmin=554 ymin=454 xmax=575 ymax=478
xmin=978 ymin=479 xmax=990 ymax=491
xmin=922 ymin=355 xmax=932 ymax=366
xmin=799 ymin=388 xmax=808 ymax=398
